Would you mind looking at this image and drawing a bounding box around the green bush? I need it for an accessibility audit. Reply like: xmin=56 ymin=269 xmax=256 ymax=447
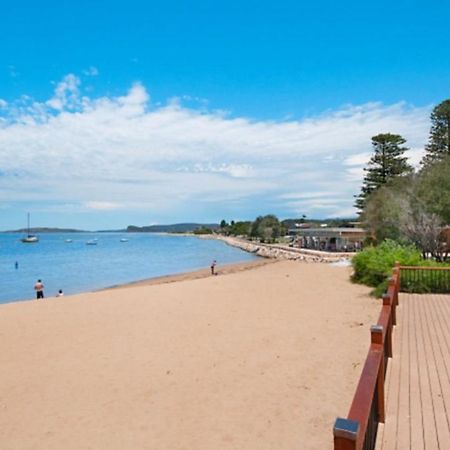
xmin=352 ymin=240 xmax=450 ymax=296
xmin=352 ymin=240 xmax=423 ymax=296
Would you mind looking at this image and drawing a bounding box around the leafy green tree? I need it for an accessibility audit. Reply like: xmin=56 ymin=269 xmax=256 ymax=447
xmin=229 ymin=221 xmax=251 ymax=236
xmin=220 ymin=219 xmax=228 ymax=229
xmin=361 ymin=180 xmax=406 ymax=242
xmin=250 ymin=214 xmax=284 ymax=242
xmin=417 ymin=154 xmax=450 ymax=224
xmin=355 ymin=133 xmax=413 ymax=211
xmin=250 ymin=216 xmax=263 ymax=238
xmin=421 ymin=99 xmax=450 ymax=167
xmin=362 ymin=171 xmax=446 ymax=258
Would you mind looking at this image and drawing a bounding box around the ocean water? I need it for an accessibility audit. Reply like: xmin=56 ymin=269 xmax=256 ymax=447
xmin=0 ymin=233 xmax=257 ymax=304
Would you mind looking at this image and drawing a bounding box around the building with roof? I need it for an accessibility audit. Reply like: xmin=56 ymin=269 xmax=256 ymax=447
xmin=288 ymin=227 xmax=367 ymax=252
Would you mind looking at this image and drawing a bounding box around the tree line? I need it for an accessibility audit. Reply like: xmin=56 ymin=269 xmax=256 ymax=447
xmin=218 ymin=215 xmax=286 ymax=242
xmin=355 ymin=99 xmax=450 ymax=260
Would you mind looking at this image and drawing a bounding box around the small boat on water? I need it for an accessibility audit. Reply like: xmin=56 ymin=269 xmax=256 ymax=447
xmin=86 ymin=240 xmax=97 ymax=245
xmin=21 ymin=235 xmax=39 ymax=243
xmin=21 ymin=213 xmax=39 ymax=243
xmin=120 ymin=238 xmax=129 ymax=242
xmin=65 ymin=239 xmax=73 ymax=243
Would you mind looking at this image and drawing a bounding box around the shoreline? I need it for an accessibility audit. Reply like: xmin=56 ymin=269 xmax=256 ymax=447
xmin=0 ymin=233 xmax=264 ymax=306
xmin=1 ymin=258 xmax=270 ymax=307
xmin=2 ymin=231 xmax=355 ymax=306
xmin=0 ymin=260 xmax=380 ymax=449
xmin=105 ymin=258 xmax=276 ymax=291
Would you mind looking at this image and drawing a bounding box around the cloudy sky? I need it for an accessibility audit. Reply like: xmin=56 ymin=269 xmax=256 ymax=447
xmin=1 ymin=1 xmax=449 ymax=230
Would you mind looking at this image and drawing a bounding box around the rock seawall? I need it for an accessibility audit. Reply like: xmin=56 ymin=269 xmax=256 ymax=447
xmin=216 ymin=236 xmax=353 ymax=263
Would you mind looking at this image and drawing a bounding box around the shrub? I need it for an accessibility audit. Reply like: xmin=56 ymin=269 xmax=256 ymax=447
xmin=352 ymin=240 xmax=450 ymax=295
xmin=352 ymin=240 xmax=423 ymax=296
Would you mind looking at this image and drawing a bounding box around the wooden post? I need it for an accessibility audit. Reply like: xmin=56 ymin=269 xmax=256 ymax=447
xmin=387 ymin=280 xmax=396 ymax=326
xmin=395 ymin=261 xmax=401 ymax=304
xmin=382 ymin=294 xmax=393 ymax=357
xmin=371 ymin=323 xmax=383 ymax=346
xmin=333 ymin=418 xmax=359 ymax=450
xmin=376 ymin=358 xmax=386 ymax=423
xmin=382 ymin=292 xmax=391 ymax=308
xmin=371 ymin=325 xmax=385 ymax=423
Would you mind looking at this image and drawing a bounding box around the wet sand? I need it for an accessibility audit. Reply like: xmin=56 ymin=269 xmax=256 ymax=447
xmin=0 ymin=260 xmax=379 ymax=450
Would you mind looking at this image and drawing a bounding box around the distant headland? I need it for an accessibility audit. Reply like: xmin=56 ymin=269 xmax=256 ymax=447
xmin=2 ymin=223 xmax=220 ymax=234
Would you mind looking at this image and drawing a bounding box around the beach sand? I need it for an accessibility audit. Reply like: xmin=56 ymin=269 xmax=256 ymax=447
xmin=0 ymin=260 xmax=379 ymax=450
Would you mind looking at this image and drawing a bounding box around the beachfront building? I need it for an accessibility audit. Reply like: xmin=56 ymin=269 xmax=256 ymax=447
xmin=439 ymin=226 xmax=450 ymax=260
xmin=288 ymin=227 xmax=367 ymax=252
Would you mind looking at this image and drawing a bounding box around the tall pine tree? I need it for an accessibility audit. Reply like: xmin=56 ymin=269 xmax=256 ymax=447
xmin=355 ymin=133 xmax=413 ymax=212
xmin=421 ymin=99 xmax=450 ymax=167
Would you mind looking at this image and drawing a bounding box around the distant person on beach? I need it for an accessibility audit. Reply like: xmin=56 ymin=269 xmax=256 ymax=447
xmin=15 ymin=261 xmax=18 ymax=269
xmin=56 ymin=289 xmax=64 ymax=297
xmin=210 ymin=260 xmax=217 ymax=275
xmin=34 ymin=279 xmax=45 ymax=299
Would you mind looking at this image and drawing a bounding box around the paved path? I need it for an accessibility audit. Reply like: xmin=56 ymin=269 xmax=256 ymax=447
xmin=376 ymin=294 xmax=450 ymax=450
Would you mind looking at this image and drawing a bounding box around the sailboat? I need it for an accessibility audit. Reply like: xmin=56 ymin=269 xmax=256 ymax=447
xmin=21 ymin=213 xmax=39 ymax=243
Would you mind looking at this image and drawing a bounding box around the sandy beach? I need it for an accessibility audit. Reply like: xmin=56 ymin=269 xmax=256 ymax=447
xmin=0 ymin=260 xmax=379 ymax=450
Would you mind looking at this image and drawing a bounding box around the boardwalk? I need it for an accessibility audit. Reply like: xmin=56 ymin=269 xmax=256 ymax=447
xmin=376 ymin=293 xmax=450 ymax=450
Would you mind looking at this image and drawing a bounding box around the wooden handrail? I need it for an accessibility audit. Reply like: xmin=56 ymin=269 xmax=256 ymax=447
xmin=399 ymin=265 xmax=450 ymax=271
xmin=345 ymin=346 xmax=383 ymax=449
xmin=333 ymin=267 xmax=400 ymax=450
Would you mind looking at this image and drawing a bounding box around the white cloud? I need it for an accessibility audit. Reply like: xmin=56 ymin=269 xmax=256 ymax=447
xmin=344 ymin=152 xmax=371 ymax=166
xmin=46 ymin=74 xmax=81 ymax=110
xmin=83 ymin=66 xmax=99 ymax=76
xmin=0 ymin=75 xmax=432 ymax=220
xmin=279 ymin=191 xmax=338 ymax=200
xmin=185 ymin=163 xmax=255 ymax=178
xmin=408 ymin=146 xmax=427 ymax=166
xmin=83 ymin=201 xmax=123 ymax=211
xmin=346 ymin=166 xmax=366 ymax=182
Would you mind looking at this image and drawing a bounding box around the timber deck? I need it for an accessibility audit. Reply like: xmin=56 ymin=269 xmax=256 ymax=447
xmin=376 ymin=293 xmax=450 ymax=450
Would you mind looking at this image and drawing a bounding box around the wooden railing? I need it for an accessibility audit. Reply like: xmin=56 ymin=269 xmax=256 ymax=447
xmin=333 ymin=264 xmax=450 ymax=449
xmin=399 ymin=265 xmax=450 ymax=293
xmin=333 ymin=264 xmax=400 ymax=450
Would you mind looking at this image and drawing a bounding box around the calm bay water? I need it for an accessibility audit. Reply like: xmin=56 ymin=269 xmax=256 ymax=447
xmin=0 ymin=233 xmax=257 ymax=304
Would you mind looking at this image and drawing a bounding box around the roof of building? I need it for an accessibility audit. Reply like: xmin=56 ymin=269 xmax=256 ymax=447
xmin=289 ymin=227 xmax=367 ymax=238
xmin=289 ymin=227 xmax=366 ymax=234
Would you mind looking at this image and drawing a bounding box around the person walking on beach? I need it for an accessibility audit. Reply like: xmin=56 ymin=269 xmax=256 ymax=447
xmin=34 ymin=279 xmax=45 ymax=299
xmin=210 ymin=260 xmax=217 ymax=275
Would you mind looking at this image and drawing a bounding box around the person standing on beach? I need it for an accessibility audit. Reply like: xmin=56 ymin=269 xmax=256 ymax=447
xmin=210 ymin=260 xmax=217 ymax=275
xmin=34 ymin=279 xmax=45 ymax=299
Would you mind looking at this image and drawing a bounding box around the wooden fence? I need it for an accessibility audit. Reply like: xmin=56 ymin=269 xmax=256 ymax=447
xmin=400 ymin=265 xmax=450 ymax=293
xmin=333 ymin=265 xmax=400 ymax=450
xmin=333 ymin=264 xmax=450 ymax=449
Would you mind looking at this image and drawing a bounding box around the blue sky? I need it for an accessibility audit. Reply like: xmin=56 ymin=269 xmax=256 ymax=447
xmin=1 ymin=0 xmax=449 ymax=230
